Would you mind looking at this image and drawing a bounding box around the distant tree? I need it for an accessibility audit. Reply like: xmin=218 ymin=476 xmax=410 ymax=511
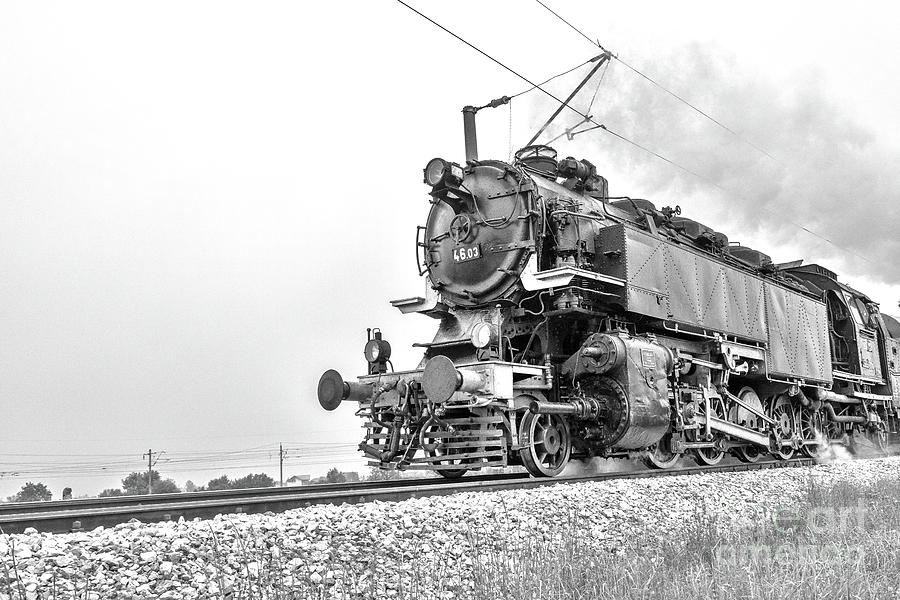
xmin=121 ymin=470 xmax=181 ymax=495
xmin=325 ymin=468 xmax=346 ymax=484
xmin=366 ymin=467 xmax=400 ymax=481
xmin=205 ymin=475 xmax=232 ymax=491
xmin=62 ymin=487 xmax=73 ymax=500
xmin=98 ymin=488 xmax=124 ymax=497
xmin=203 ymin=473 xmax=275 ymax=490
xmin=184 ymin=480 xmax=198 ymax=493
xmin=152 ymin=478 xmax=179 ymax=494
xmin=9 ymin=482 xmax=52 ymax=502
xmin=230 ymin=473 xmax=275 ymax=489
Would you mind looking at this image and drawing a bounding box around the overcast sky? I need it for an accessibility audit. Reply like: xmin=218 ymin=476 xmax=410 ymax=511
xmin=1 ymin=1 xmax=899 ymax=499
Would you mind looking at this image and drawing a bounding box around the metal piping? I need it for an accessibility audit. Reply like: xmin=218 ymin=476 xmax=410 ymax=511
xmin=813 ymin=387 xmax=861 ymax=404
xmin=382 ymin=416 xmax=404 ymax=461
xmin=823 ymin=403 xmax=866 ymax=424
xmin=463 ymin=106 xmax=478 ymax=162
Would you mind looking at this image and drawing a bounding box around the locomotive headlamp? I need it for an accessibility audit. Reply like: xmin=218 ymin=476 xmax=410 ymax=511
xmin=364 ymin=328 xmax=392 ymax=371
xmin=470 ymin=322 xmax=496 ymax=349
xmin=424 ymin=158 xmax=464 ymax=188
xmin=364 ymin=338 xmax=392 ymax=363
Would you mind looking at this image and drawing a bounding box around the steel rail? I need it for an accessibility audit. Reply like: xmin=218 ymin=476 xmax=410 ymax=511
xmin=0 ymin=471 xmax=528 ymax=516
xmin=0 ymin=458 xmax=828 ymax=535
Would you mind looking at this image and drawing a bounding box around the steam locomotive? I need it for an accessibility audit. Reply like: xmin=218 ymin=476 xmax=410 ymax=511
xmin=316 ymin=110 xmax=900 ymax=477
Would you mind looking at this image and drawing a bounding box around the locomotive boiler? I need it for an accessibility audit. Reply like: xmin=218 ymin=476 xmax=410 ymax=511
xmin=316 ymin=107 xmax=900 ymax=477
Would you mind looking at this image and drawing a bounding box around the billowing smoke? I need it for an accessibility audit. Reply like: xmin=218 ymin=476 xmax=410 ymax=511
xmin=526 ymin=44 xmax=900 ymax=287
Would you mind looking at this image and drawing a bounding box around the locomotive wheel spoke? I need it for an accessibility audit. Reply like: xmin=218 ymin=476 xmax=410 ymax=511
xmin=730 ymin=386 xmax=765 ymax=463
xmin=770 ymin=395 xmax=796 ymax=460
xmin=692 ymin=395 xmax=726 ymax=466
xmin=518 ymin=410 xmax=571 ymax=477
xmin=423 ymin=420 xmax=471 ymax=479
xmin=872 ymin=428 xmax=888 ymax=454
xmin=799 ymin=406 xmax=827 ymax=458
xmin=734 ymin=445 xmax=762 ymax=463
xmin=644 ymin=436 xmax=681 ymax=469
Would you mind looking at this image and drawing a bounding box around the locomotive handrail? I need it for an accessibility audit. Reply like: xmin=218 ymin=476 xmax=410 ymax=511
xmin=415 ymin=225 xmax=429 ymax=276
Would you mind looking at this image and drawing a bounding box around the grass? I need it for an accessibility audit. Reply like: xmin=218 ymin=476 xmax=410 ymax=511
xmin=2 ymin=475 xmax=900 ymax=599
xmin=462 ymin=476 xmax=900 ymax=600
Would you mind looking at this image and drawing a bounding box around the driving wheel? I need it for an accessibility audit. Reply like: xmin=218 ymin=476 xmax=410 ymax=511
xmin=644 ymin=435 xmax=681 ymax=469
xmin=691 ymin=395 xmax=726 ymax=466
xmin=770 ymin=394 xmax=797 ymax=460
xmin=518 ymin=411 xmax=571 ymax=477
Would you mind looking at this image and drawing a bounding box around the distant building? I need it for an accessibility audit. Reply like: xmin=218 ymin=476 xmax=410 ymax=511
xmin=285 ymin=474 xmax=311 ymax=486
xmin=343 ymin=471 xmax=360 ymax=482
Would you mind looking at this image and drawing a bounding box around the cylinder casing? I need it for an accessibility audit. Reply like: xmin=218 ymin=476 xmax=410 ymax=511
xmin=564 ymin=333 xmax=673 ymax=449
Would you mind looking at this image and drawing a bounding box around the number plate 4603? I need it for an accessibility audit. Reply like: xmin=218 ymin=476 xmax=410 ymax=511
xmin=452 ymin=244 xmax=481 ymax=263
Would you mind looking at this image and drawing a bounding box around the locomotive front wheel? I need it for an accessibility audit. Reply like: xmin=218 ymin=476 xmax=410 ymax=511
xmin=422 ymin=422 xmax=469 ymax=479
xmin=436 ymin=468 xmax=467 ymax=479
xmin=518 ymin=412 xmax=571 ymax=477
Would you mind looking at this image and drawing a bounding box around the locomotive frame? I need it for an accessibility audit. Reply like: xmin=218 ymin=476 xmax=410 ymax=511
xmin=317 ymin=99 xmax=900 ymax=478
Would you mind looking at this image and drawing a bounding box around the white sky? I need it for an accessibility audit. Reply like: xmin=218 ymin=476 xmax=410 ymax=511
xmin=1 ymin=1 xmax=899 ymax=498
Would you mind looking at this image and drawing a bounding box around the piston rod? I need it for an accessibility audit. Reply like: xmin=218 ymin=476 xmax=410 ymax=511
xmin=528 ymin=399 xmax=601 ymax=419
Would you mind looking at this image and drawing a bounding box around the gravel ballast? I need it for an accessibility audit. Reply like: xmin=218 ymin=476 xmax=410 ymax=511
xmin=2 ymin=456 xmax=900 ymax=599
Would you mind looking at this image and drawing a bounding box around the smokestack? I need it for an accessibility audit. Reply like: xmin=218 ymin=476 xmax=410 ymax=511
xmin=462 ymin=105 xmax=478 ymax=162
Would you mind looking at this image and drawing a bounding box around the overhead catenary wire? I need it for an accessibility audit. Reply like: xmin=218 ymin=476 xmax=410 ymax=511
xmin=395 ymin=0 xmax=875 ymax=266
xmin=395 ymin=0 xmax=588 ymax=116
xmin=530 ymin=3 xmax=872 ymax=264
xmin=544 ymin=58 xmax=611 ymax=146
xmin=509 ymin=54 xmax=606 ymax=100
xmin=394 ymin=1 xmax=720 ymax=188
xmin=0 ymin=428 xmax=358 ymax=444
xmin=533 ymin=0 xmax=777 ymax=161
xmin=585 ymin=57 xmax=611 ymax=115
xmin=0 ymin=443 xmax=358 ymax=463
xmin=0 ymin=442 xmax=365 ymax=481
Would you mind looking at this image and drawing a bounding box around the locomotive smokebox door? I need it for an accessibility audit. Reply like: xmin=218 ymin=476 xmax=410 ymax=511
xmin=424 ymin=162 xmax=537 ymax=307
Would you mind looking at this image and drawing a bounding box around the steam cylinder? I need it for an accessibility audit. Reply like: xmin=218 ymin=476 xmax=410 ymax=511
xmin=564 ymin=334 xmax=673 ymax=449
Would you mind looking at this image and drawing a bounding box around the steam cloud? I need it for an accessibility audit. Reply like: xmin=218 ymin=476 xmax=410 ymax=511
xmin=528 ymin=44 xmax=900 ymax=288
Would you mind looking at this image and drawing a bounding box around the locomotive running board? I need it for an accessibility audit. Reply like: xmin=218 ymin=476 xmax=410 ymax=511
xmin=521 ymin=256 xmax=626 ymax=291
xmin=391 ymin=276 xmax=441 ymax=314
xmin=699 ymin=415 xmax=770 ymax=447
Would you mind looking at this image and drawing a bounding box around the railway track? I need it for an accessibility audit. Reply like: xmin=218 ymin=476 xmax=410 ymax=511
xmin=0 ymin=458 xmax=816 ymax=534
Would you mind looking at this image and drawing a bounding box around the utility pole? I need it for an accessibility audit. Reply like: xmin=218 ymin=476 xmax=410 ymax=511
xmin=279 ymin=443 xmax=284 ymax=487
xmin=142 ymin=449 xmax=164 ymax=494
